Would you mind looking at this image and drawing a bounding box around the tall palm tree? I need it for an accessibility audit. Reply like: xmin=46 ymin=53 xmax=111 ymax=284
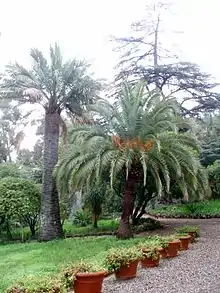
xmin=56 ymin=82 xmax=202 ymax=239
xmin=0 ymin=44 xmax=101 ymax=241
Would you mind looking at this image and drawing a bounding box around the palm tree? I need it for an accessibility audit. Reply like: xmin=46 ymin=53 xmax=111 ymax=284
xmin=0 ymin=44 xmax=101 ymax=241
xmin=56 ymin=82 xmax=202 ymax=239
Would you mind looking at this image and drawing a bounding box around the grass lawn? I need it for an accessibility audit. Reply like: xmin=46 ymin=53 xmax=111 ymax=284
xmin=148 ymin=200 xmax=220 ymax=218
xmin=0 ymin=235 xmax=144 ymax=292
xmin=63 ymin=219 xmax=119 ymax=236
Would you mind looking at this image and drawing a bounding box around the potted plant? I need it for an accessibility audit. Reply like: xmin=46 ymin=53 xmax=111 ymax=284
xmin=105 ymin=247 xmax=142 ymax=280
xmin=160 ymin=236 xmax=181 ymax=258
xmin=175 ymin=225 xmax=200 ymax=243
xmin=175 ymin=233 xmax=192 ymax=250
xmin=141 ymin=247 xmax=160 ymax=268
xmin=137 ymin=240 xmax=161 ymax=268
xmin=63 ymin=261 xmax=106 ymax=293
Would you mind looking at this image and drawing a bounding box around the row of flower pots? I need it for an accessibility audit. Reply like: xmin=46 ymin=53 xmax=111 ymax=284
xmin=67 ymin=225 xmax=200 ymax=293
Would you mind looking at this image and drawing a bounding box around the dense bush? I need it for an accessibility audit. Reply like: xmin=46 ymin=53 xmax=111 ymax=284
xmin=0 ymin=177 xmax=41 ymax=238
xmin=207 ymin=160 xmax=220 ymax=198
xmin=72 ymin=209 xmax=91 ymax=227
xmin=148 ymin=200 xmax=220 ymax=218
xmin=132 ymin=217 xmax=161 ymax=233
xmin=0 ymin=163 xmax=22 ymax=179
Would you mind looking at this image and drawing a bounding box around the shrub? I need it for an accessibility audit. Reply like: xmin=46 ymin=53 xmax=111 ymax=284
xmin=132 ymin=217 xmax=161 ymax=233
xmin=207 ymin=160 xmax=220 ymax=199
xmin=148 ymin=200 xmax=220 ymax=218
xmin=73 ymin=209 xmax=91 ymax=227
xmin=175 ymin=225 xmax=200 ymax=237
xmin=0 ymin=177 xmax=41 ymax=238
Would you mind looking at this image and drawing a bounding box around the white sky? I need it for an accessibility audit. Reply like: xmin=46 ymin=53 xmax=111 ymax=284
xmin=0 ymin=0 xmax=220 ymax=149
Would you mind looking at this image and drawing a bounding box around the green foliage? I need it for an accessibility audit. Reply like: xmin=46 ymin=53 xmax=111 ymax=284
xmin=0 ymin=163 xmax=22 ymax=179
xmin=72 ymin=209 xmax=91 ymax=227
xmin=102 ymin=185 xmax=122 ymax=215
xmin=0 ymin=107 xmax=26 ymax=163
xmin=7 ymin=275 xmax=65 ymax=293
xmin=64 ymin=219 xmax=119 ymax=236
xmin=175 ymin=225 xmax=200 ymax=237
xmin=105 ymin=246 xmax=142 ymax=272
xmin=207 ymin=160 xmax=220 ymax=198
xmin=0 ymin=177 xmax=41 ymax=237
xmin=56 ymin=81 xmax=206 ymax=203
xmin=148 ymin=200 xmax=220 ymax=218
xmin=141 ymin=248 xmax=160 ymax=260
xmin=200 ymin=115 xmax=220 ymax=167
xmin=84 ymin=183 xmax=107 ymax=227
xmin=0 ymin=177 xmax=40 ymax=219
xmin=132 ymin=217 xmax=161 ymax=233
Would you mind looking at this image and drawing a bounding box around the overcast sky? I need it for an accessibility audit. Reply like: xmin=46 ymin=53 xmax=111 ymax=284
xmin=0 ymin=0 xmax=219 ymax=148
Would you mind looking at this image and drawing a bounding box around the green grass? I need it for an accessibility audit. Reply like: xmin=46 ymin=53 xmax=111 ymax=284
xmin=148 ymin=200 xmax=220 ymax=218
xmin=63 ymin=219 xmax=119 ymax=236
xmin=0 ymin=235 xmax=145 ymax=292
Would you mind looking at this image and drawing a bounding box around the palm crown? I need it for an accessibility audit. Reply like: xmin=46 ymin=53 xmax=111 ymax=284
xmin=57 ymin=82 xmax=202 ymax=196
xmin=56 ymin=81 xmax=207 ymax=238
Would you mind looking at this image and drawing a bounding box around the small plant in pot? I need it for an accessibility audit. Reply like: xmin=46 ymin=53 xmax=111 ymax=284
xmin=105 ymin=247 xmax=142 ymax=280
xmin=175 ymin=225 xmax=200 ymax=243
xmin=63 ymin=261 xmax=106 ymax=293
xmin=175 ymin=232 xmax=191 ymax=250
xmin=160 ymin=236 xmax=181 ymax=258
xmin=137 ymin=240 xmax=161 ymax=268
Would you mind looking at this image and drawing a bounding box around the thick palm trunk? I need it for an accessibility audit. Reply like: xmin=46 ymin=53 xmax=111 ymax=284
xmin=39 ymin=111 xmax=63 ymax=241
xmin=116 ymin=169 xmax=138 ymax=239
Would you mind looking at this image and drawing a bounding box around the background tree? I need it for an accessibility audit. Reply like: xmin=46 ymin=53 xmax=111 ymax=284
xmin=198 ymin=114 xmax=220 ymax=166
xmin=0 ymin=177 xmax=41 ymax=239
xmin=0 ymin=106 xmax=27 ymax=162
xmin=0 ymin=44 xmax=101 ymax=241
xmin=113 ymin=1 xmax=219 ymax=116
xmin=56 ymin=82 xmax=205 ymax=239
xmin=84 ymin=182 xmax=107 ymax=228
xmin=207 ymin=160 xmax=220 ymax=199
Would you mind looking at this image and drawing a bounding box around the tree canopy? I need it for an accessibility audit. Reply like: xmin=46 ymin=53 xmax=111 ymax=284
xmin=56 ymin=81 xmax=206 ymax=238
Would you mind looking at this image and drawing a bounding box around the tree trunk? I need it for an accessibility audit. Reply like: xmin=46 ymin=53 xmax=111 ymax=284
xmin=93 ymin=214 xmax=98 ymax=228
xmin=116 ymin=169 xmax=138 ymax=239
xmin=132 ymin=194 xmax=152 ymax=225
xmin=39 ymin=111 xmax=63 ymax=241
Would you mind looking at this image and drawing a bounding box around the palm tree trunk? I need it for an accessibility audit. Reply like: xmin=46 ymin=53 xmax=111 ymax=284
xmin=116 ymin=169 xmax=138 ymax=239
xmin=39 ymin=111 xmax=63 ymax=241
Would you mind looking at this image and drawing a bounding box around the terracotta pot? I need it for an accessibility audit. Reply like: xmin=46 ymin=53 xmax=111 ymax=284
xmin=166 ymin=240 xmax=181 ymax=258
xmin=141 ymin=250 xmax=160 ymax=268
xmin=74 ymin=271 xmax=105 ymax=293
xmin=158 ymin=247 xmax=167 ymax=258
xmin=179 ymin=235 xmax=191 ymax=250
xmin=115 ymin=261 xmax=139 ymax=280
xmin=188 ymin=232 xmax=196 ymax=243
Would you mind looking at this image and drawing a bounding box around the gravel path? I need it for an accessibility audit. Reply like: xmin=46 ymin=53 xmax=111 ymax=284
xmin=103 ymin=218 xmax=220 ymax=293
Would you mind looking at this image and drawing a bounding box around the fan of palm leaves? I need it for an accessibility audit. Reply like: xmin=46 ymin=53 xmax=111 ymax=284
xmin=56 ymin=81 xmax=206 ymax=200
